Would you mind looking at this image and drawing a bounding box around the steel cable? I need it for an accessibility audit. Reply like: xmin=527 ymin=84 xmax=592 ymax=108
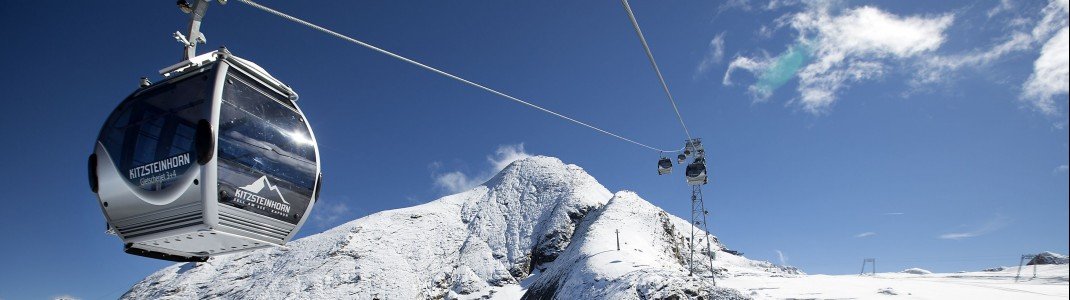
xmin=236 ymin=0 xmax=682 ymax=152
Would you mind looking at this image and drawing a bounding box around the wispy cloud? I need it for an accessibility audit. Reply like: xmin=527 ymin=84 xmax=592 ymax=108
xmin=719 ymin=0 xmax=1070 ymax=115
xmin=1022 ymin=27 xmax=1068 ymax=114
xmin=939 ymin=215 xmax=1012 ymax=240
xmin=916 ymin=0 xmax=1068 ymax=114
xmin=725 ymin=43 xmax=812 ymax=100
xmin=1055 ymin=164 xmax=1069 ymax=173
xmin=430 ymin=143 xmax=532 ymax=194
xmin=775 ymin=249 xmax=788 ymax=265
xmin=1022 ymin=0 xmax=1069 ymax=114
xmin=883 ymin=212 xmax=905 ymax=216
xmin=695 ymin=32 xmax=727 ymax=78
xmin=987 ymin=0 xmax=1015 ymax=18
xmin=855 ymin=232 xmax=877 ymax=238
xmin=310 ymin=196 xmax=355 ymax=228
xmin=724 ymin=3 xmax=954 ymax=113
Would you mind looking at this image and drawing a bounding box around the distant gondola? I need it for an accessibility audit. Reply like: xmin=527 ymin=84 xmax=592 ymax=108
xmin=657 ymin=157 xmax=673 ymax=175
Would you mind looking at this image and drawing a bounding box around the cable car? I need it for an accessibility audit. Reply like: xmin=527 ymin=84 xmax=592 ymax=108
xmin=677 ymin=153 xmax=687 ymax=164
xmin=657 ymin=157 xmax=673 ymax=175
xmin=685 ymin=158 xmax=707 ymax=185
xmin=89 ymin=48 xmax=322 ymax=262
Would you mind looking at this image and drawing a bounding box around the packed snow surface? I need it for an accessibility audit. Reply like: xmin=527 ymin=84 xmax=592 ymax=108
xmin=722 ymin=264 xmax=1069 ymax=299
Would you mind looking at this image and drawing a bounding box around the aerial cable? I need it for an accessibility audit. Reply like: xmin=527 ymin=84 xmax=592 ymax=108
xmin=619 ymin=0 xmax=693 ymax=142
xmin=235 ymin=0 xmax=680 ymax=153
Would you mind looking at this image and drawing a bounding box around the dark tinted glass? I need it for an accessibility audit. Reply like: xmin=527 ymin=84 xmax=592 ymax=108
xmin=686 ymin=163 xmax=705 ymax=177
xmin=217 ymin=70 xmax=316 ymax=224
xmin=99 ymin=73 xmax=209 ymax=191
xmin=659 ymin=159 xmax=672 ymax=168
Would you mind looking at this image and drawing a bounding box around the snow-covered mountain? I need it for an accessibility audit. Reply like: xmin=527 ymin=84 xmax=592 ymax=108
xmin=122 ymin=156 xmax=793 ymax=299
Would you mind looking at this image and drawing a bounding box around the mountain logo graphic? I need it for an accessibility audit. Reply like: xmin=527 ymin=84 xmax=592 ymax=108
xmin=238 ymin=176 xmax=289 ymax=205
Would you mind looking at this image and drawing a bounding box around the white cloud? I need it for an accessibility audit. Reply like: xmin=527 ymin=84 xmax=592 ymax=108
xmin=774 ymin=249 xmax=788 ymax=265
xmin=723 ymin=4 xmax=954 ymax=113
xmin=1055 ymin=164 xmax=1069 ymax=173
xmin=719 ymin=0 xmax=755 ymax=12
xmin=988 ymin=0 xmax=1015 ymax=18
xmin=855 ymin=232 xmax=877 ymax=238
xmin=724 ymin=55 xmax=769 ymax=86
xmin=431 ymin=171 xmax=480 ymax=195
xmin=695 ymin=32 xmax=728 ymax=77
xmin=1022 ymin=27 xmax=1069 ymax=114
xmin=53 ymin=296 xmax=80 ymax=300
xmin=939 ymin=215 xmax=1011 ymax=240
xmin=720 ymin=0 xmax=1068 ymax=115
xmin=917 ymin=0 xmax=1068 ymax=112
xmin=310 ymin=197 xmax=354 ymax=228
xmin=719 ymin=0 xmax=800 ymax=12
xmin=431 ymin=143 xmax=532 ymax=194
xmin=883 ymin=212 xmax=905 ymax=216
xmin=791 ymin=5 xmax=954 ymax=113
xmin=488 ymin=143 xmax=533 ymax=172
xmin=1021 ymin=0 xmax=1070 ymax=114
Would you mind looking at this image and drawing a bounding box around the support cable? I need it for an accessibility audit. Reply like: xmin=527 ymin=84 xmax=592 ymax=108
xmin=619 ymin=0 xmax=693 ymax=141
xmin=236 ymin=0 xmax=680 ymax=152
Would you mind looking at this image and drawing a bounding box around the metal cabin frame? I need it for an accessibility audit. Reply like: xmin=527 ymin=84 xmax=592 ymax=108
xmin=92 ymin=50 xmax=320 ymax=262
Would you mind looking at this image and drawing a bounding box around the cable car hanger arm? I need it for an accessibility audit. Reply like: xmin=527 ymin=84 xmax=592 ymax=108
xmin=177 ymin=0 xmax=225 ymax=61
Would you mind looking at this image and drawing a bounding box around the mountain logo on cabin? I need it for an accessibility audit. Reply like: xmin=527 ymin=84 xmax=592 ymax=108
xmin=238 ymin=176 xmax=289 ymax=205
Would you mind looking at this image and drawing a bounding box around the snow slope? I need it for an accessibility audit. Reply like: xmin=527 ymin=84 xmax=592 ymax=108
xmin=122 ymin=155 xmax=1065 ymax=299
xmin=521 ymin=191 xmax=788 ymax=299
xmin=122 ymin=156 xmax=616 ymax=299
xmin=722 ymin=264 xmax=1069 ymax=299
xmin=124 ymin=156 xmax=799 ymax=299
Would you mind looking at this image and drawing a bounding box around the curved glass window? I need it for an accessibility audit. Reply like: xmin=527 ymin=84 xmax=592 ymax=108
xmin=99 ymin=74 xmax=209 ymax=191
xmin=686 ymin=163 xmax=705 ymax=177
xmin=658 ymin=159 xmax=672 ymax=168
xmin=217 ymin=70 xmax=316 ymax=224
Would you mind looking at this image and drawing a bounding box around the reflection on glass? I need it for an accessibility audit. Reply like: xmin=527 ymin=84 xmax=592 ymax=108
xmin=100 ymin=74 xmax=208 ymax=191
xmin=217 ymin=71 xmax=316 ymax=224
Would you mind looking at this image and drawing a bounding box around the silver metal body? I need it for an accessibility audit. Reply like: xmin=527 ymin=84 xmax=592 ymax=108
xmin=92 ymin=50 xmax=320 ymax=261
xmin=683 ymin=139 xmax=707 ymax=186
xmin=685 ymin=164 xmax=707 ymax=186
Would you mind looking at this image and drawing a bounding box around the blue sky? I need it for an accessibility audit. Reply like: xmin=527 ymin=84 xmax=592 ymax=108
xmin=0 ymin=0 xmax=1067 ymax=299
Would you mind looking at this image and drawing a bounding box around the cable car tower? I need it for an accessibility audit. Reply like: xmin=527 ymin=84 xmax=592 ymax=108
xmin=681 ymin=139 xmax=715 ymax=281
xmin=620 ymin=0 xmax=718 ymax=282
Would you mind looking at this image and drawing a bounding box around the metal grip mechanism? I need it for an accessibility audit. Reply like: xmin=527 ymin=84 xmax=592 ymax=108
xmin=176 ymin=0 xmax=227 ymax=61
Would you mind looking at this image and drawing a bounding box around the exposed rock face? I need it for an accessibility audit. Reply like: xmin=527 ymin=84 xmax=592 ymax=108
xmin=1028 ymin=251 xmax=1069 ymax=265
xmin=902 ymin=268 xmax=933 ymax=275
xmin=521 ymin=192 xmax=750 ymax=300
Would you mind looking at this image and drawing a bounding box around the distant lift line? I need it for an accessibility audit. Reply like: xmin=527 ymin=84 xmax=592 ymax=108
xmin=235 ymin=0 xmax=682 ymax=153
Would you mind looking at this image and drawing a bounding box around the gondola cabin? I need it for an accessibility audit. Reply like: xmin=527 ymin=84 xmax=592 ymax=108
xmin=89 ymin=50 xmax=322 ymax=262
xmin=685 ymin=158 xmax=707 ymax=186
xmin=657 ymin=157 xmax=673 ymax=175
